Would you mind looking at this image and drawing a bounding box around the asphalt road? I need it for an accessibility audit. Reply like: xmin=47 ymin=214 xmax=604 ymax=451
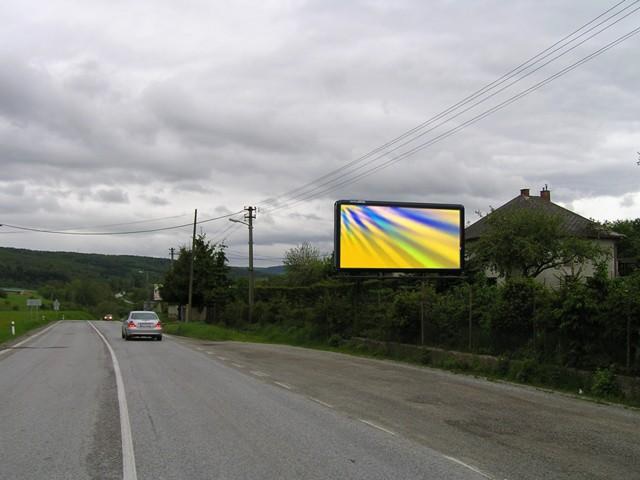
xmin=0 ymin=321 xmax=488 ymax=480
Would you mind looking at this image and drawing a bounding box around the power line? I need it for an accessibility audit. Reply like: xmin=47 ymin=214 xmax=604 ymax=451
xmin=259 ymin=0 xmax=638 ymax=211
xmin=0 ymin=210 xmax=245 ymax=236
xmin=58 ymin=213 xmax=192 ymax=231
xmin=264 ymin=23 xmax=640 ymax=215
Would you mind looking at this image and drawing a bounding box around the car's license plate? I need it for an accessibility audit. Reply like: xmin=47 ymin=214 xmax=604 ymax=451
xmin=139 ymin=322 xmax=154 ymax=328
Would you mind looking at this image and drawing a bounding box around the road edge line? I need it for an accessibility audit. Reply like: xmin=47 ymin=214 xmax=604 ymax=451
xmin=0 ymin=320 xmax=60 ymax=357
xmin=443 ymin=455 xmax=493 ymax=479
xmin=358 ymin=419 xmax=397 ymax=436
xmin=89 ymin=321 xmax=138 ymax=480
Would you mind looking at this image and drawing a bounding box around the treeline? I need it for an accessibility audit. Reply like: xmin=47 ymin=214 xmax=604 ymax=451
xmin=0 ymin=246 xmax=170 ymax=291
xmin=196 ymin=267 xmax=640 ymax=375
xmin=163 ymin=218 xmax=640 ymax=376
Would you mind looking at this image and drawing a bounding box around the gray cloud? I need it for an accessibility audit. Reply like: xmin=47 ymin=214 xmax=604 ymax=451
xmin=0 ymin=0 xmax=638 ymax=262
xmin=95 ymin=188 xmax=129 ymax=204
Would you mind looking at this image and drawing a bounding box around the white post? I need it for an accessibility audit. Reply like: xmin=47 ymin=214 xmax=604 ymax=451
xmin=11 ymin=321 xmax=15 ymax=336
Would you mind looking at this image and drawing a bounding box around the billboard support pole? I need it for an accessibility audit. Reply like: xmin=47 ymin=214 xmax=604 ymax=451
xmin=420 ymin=281 xmax=425 ymax=346
xmin=468 ymin=286 xmax=473 ymax=351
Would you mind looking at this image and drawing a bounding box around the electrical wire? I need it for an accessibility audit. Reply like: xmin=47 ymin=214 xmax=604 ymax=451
xmin=263 ymin=23 xmax=640 ymax=215
xmin=58 ymin=213 xmax=192 ymax=231
xmin=0 ymin=210 xmax=245 ymax=236
xmin=259 ymin=0 xmax=638 ymax=211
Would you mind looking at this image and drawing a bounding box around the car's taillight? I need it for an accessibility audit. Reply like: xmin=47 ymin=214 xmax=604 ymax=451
xmin=127 ymin=321 xmax=136 ymax=328
xmin=155 ymin=321 xmax=162 ymax=329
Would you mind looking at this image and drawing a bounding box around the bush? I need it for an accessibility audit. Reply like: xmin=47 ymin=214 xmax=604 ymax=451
xmin=590 ymin=367 xmax=621 ymax=398
xmin=419 ymin=349 xmax=432 ymax=365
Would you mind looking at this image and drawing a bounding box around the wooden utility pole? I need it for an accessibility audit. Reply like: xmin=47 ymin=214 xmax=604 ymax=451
xmin=186 ymin=209 xmax=197 ymax=322
xmin=229 ymin=206 xmax=256 ymax=322
xmin=246 ymin=206 xmax=256 ymax=323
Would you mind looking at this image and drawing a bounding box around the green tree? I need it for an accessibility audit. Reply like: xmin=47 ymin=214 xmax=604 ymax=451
xmin=160 ymin=235 xmax=231 ymax=319
xmin=606 ymin=219 xmax=640 ymax=275
xmin=470 ymin=209 xmax=602 ymax=279
xmin=283 ymin=242 xmax=327 ymax=286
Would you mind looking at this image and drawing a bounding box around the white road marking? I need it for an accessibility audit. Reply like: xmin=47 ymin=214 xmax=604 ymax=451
xmin=0 ymin=321 xmax=60 ymax=357
xmin=309 ymin=397 xmax=333 ymax=408
xmin=206 ymin=351 xmax=214 ymax=355
xmin=89 ymin=322 xmax=138 ymax=480
xmin=250 ymin=370 xmax=270 ymax=377
xmin=231 ymin=362 xmax=245 ymax=368
xmin=196 ymin=347 xmax=204 ymax=351
xmin=274 ymin=381 xmax=293 ymax=390
xmin=217 ymin=356 xmax=227 ymax=360
xmin=359 ymin=419 xmax=397 ymax=436
xmin=443 ymin=455 xmax=493 ymax=479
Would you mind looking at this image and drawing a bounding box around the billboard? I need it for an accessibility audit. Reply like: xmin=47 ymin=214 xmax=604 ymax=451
xmin=334 ymin=200 xmax=464 ymax=272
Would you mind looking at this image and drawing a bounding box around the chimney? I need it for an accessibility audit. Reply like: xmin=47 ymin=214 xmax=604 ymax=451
xmin=520 ymin=188 xmax=530 ymax=198
xmin=540 ymin=187 xmax=551 ymax=202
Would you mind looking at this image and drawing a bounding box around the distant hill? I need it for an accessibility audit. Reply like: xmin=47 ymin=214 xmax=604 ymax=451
xmin=0 ymin=246 xmax=283 ymax=289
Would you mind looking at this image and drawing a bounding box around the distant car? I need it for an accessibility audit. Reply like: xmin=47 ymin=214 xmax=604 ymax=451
xmin=122 ymin=311 xmax=162 ymax=341
xmin=103 ymin=314 xmax=113 ymax=321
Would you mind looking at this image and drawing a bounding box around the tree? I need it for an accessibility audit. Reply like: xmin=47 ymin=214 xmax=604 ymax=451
xmin=470 ymin=209 xmax=603 ymax=279
xmin=160 ymin=235 xmax=231 ymax=318
xmin=606 ymin=218 xmax=640 ymax=275
xmin=283 ymin=242 xmax=327 ymax=286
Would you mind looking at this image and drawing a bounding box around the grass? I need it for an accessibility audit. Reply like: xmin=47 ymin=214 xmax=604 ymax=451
xmin=0 ymin=293 xmax=121 ymax=344
xmin=0 ymin=307 xmax=94 ymax=344
xmin=0 ymin=292 xmax=38 ymax=311
xmin=164 ymin=322 xmax=326 ymax=346
xmin=165 ymin=321 xmax=640 ymax=408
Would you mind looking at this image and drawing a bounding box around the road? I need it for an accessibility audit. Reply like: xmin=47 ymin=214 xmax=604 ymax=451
xmin=0 ymin=321 xmax=638 ymax=480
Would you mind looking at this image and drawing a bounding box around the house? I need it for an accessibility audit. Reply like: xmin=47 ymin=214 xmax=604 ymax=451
xmin=465 ymin=187 xmax=623 ymax=287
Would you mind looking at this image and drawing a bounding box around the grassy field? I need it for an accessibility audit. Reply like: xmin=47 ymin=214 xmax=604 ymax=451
xmin=0 ymin=292 xmax=93 ymax=344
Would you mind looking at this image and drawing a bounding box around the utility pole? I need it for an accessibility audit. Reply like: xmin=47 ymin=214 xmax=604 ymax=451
xmin=229 ymin=206 xmax=256 ymax=322
xmin=169 ymin=247 xmax=175 ymax=263
xmin=247 ymin=206 xmax=255 ymax=322
xmin=186 ymin=209 xmax=197 ymax=322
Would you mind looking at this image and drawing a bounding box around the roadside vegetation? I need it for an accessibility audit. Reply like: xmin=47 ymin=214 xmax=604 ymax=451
xmin=160 ymin=216 xmax=640 ymax=406
xmin=0 ymin=290 xmax=93 ymax=344
xmin=3 ymin=214 xmax=639 ymax=405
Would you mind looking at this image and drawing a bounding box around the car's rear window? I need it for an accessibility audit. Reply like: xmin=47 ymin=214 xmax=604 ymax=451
xmin=131 ymin=312 xmax=159 ymax=320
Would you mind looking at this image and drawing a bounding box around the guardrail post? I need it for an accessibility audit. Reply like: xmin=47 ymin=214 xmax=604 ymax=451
xmin=11 ymin=321 xmax=15 ymax=336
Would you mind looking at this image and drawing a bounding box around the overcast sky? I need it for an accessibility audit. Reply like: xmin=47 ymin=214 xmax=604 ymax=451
xmin=1 ymin=0 xmax=639 ymax=266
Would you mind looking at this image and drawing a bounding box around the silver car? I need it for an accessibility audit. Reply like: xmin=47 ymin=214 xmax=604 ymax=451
xmin=122 ymin=311 xmax=163 ymax=341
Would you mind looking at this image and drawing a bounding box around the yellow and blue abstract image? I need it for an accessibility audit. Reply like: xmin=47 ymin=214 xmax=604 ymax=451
xmin=339 ymin=204 xmax=461 ymax=269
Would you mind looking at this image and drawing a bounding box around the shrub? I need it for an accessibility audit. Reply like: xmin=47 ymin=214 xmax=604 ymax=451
xmin=419 ymin=349 xmax=432 ymax=365
xmin=590 ymin=367 xmax=621 ymax=398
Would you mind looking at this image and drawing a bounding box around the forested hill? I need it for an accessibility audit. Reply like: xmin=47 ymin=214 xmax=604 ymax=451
xmin=0 ymin=246 xmax=284 ymax=290
xmin=0 ymin=247 xmax=172 ymax=290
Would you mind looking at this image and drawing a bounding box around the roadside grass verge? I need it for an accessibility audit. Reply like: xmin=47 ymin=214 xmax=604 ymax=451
xmin=0 ymin=310 xmax=94 ymax=344
xmin=165 ymin=321 xmax=640 ymax=408
xmin=164 ymin=322 xmax=326 ymax=346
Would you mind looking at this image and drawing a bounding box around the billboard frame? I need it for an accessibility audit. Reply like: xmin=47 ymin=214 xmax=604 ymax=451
xmin=334 ymin=200 xmax=465 ymax=274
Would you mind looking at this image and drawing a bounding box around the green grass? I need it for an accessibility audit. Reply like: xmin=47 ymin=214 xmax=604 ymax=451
xmin=164 ymin=322 xmax=324 ymax=346
xmin=0 ymin=292 xmax=39 ymax=311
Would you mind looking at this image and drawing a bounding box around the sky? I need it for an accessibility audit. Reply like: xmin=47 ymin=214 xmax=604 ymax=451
xmin=0 ymin=0 xmax=639 ymax=266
